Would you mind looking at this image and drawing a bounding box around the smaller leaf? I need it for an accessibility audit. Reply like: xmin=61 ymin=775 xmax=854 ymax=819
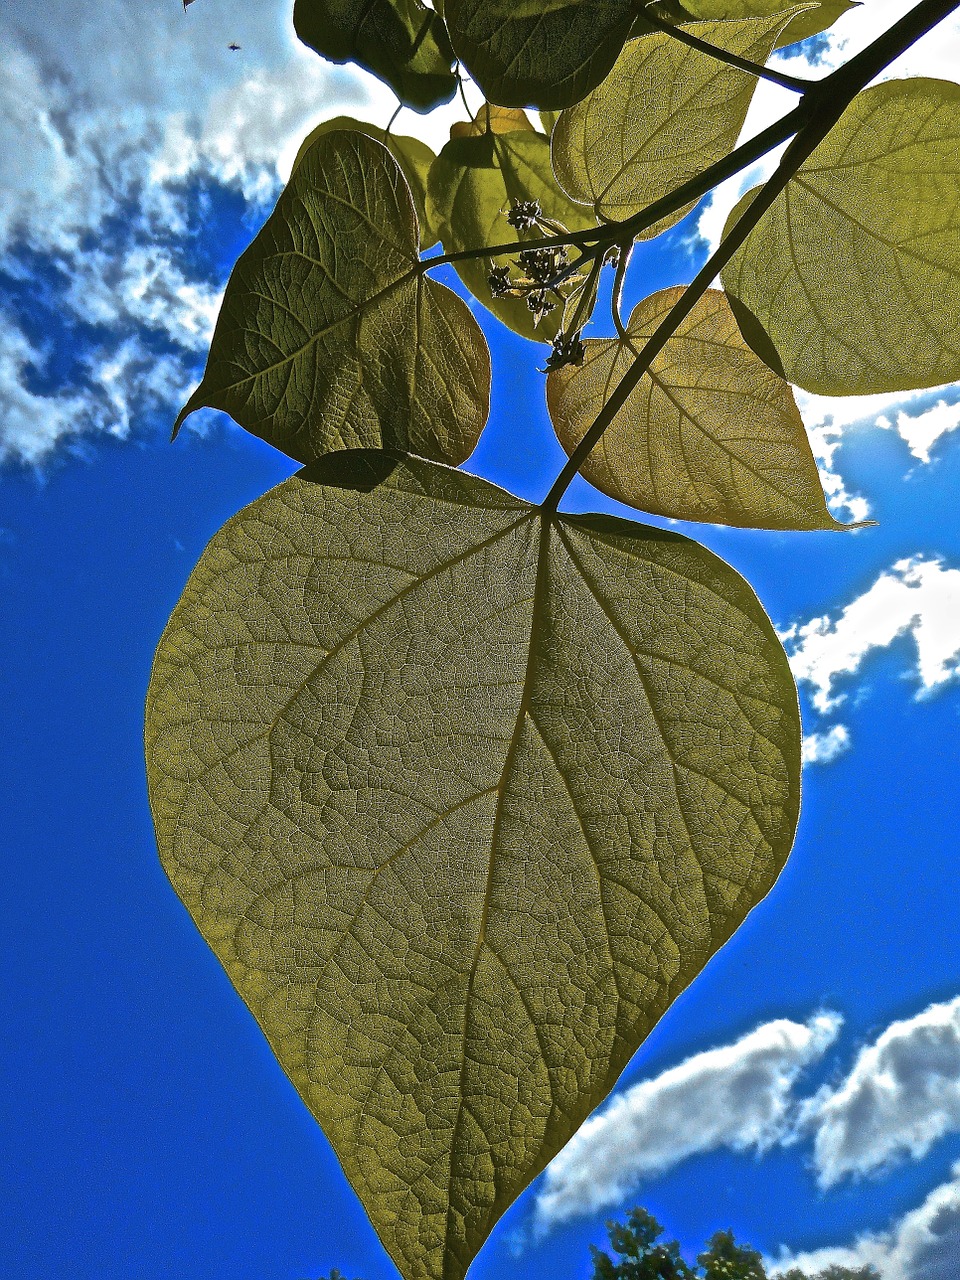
xmin=552 ymin=11 xmax=806 ymax=232
xmin=293 ymin=0 xmax=457 ymax=112
xmin=175 ymin=130 xmax=490 ymax=467
xmin=444 ymin=0 xmax=636 ymax=109
xmin=546 ymin=287 xmax=857 ymax=530
xmin=428 ymin=125 xmax=597 ymax=342
xmin=291 ymin=116 xmax=441 ymax=250
xmin=722 ymin=78 xmax=960 ymax=395
xmin=450 ymin=105 xmax=535 ymax=138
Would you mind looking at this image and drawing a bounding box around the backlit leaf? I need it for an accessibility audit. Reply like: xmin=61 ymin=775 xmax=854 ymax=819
xmin=292 ymin=116 xmax=442 ymax=250
xmin=681 ymin=0 xmax=857 ymax=47
xmin=444 ymin=0 xmax=636 ymax=110
xmin=547 ymin=287 xmax=853 ymax=529
xmin=174 ymin=130 xmax=490 ymax=466
xmin=294 ymin=0 xmax=457 ymax=112
xmin=722 ymin=78 xmax=960 ymax=395
xmin=552 ymin=11 xmax=804 ymax=230
xmin=146 ymin=450 xmax=801 ymax=1280
xmin=427 ymin=125 xmax=598 ymax=341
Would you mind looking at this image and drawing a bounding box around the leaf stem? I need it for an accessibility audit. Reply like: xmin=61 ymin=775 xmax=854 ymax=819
xmin=541 ymin=0 xmax=960 ymax=513
xmin=637 ymin=6 xmax=812 ymax=93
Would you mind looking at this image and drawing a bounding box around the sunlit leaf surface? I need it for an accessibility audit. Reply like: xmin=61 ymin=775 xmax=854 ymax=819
xmin=681 ymin=0 xmax=857 ymax=47
xmin=722 ymin=78 xmax=960 ymax=395
xmin=547 ymin=287 xmax=853 ymax=529
xmin=444 ymin=0 xmax=636 ymax=109
xmin=552 ymin=11 xmax=802 ymax=230
xmin=292 ymin=116 xmax=442 ymax=250
xmin=174 ymin=131 xmax=489 ymax=465
xmin=428 ymin=124 xmax=598 ymax=341
xmin=294 ymin=0 xmax=456 ymax=111
xmin=146 ymin=450 xmax=801 ymax=1280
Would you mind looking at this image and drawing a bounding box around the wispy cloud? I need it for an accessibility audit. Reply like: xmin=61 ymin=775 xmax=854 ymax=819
xmin=770 ymin=1162 xmax=960 ymax=1280
xmin=801 ymin=725 xmax=851 ymax=766
xmin=801 ymin=997 xmax=960 ymax=1188
xmin=533 ymin=1013 xmax=841 ymax=1231
xmin=782 ymin=555 xmax=960 ymax=717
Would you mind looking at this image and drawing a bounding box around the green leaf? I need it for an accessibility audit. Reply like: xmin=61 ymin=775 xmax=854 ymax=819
xmin=721 ymin=78 xmax=960 ymax=395
xmin=293 ymin=0 xmax=457 ymax=112
xmin=291 ymin=117 xmax=442 ymax=251
xmin=681 ymin=0 xmax=857 ymax=47
xmin=444 ymin=0 xmax=636 ymax=110
xmin=146 ymin=450 xmax=801 ymax=1280
xmin=173 ymin=131 xmax=490 ymax=466
xmin=547 ymin=287 xmax=853 ymax=529
xmin=552 ymin=11 xmax=804 ymax=231
xmin=427 ymin=126 xmax=598 ymax=341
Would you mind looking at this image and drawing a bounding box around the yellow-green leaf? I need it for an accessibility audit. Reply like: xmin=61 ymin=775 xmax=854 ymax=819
xmin=174 ymin=131 xmax=490 ymax=466
xmin=428 ymin=126 xmax=598 ymax=342
xmin=681 ymin=0 xmax=857 ymax=47
xmin=292 ymin=116 xmax=442 ymax=250
xmin=449 ymin=104 xmax=536 ymax=138
xmin=146 ymin=449 xmax=801 ymax=1280
xmin=722 ymin=78 xmax=960 ymax=395
xmin=294 ymin=0 xmax=456 ymax=112
xmin=444 ymin=0 xmax=636 ymax=110
xmin=552 ymin=11 xmax=804 ymax=231
xmin=547 ymin=287 xmax=853 ymax=529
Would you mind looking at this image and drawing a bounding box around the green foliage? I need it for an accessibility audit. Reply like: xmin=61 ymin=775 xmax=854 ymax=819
xmin=722 ymin=77 xmax=960 ymax=394
xmin=151 ymin=2 xmax=960 ymax=1277
xmin=546 ymin=287 xmax=855 ymax=529
xmin=146 ymin=450 xmax=799 ymax=1280
xmin=293 ymin=0 xmax=457 ymax=111
xmin=552 ymin=11 xmax=801 ymax=227
xmin=173 ymin=130 xmax=490 ymax=465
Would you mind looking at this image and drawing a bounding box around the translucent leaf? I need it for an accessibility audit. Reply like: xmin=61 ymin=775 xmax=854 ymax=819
xmin=449 ymin=104 xmax=536 ymax=138
xmin=552 ymin=11 xmax=804 ymax=230
xmin=174 ymin=131 xmax=490 ymax=466
xmin=293 ymin=0 xmax=456 ymax=112
xmin=547 ymin=287 xmax=854 ymax=529
xmin=722 ymin=78 xmax=960 ymax=395
xmin=146 ymin=450 xmax=801 ymax=1280
xmin=444 ymin=0 xmax=636 ymax=110
xmin=291 ymin=116 xmax=441 ymax=250
xmin=680 ymin=0 xmax=857 ymax=47
xmin=427 ymin=125 xmax=598 ymax=342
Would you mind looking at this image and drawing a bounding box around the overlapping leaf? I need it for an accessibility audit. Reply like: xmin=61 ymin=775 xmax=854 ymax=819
xmin=146 ymin=450 xmax=801 ymax=1280
xmin=173 ymin=131 xmax=490 ymax=466
xmin=547 ymin=287 xmax=851 ymax=529
xmin=444 ymin=0 xmax=636 ymax=110
xmin=552 ymin=10 xmax=804 ymax=230
xmin=680 ymin=0 xmax=857 ymax=47
xmin=722 ymin=78 xmax=960 ymax=395
xmin=294 ymin=0 xmax=456 ymax=111
xmin=428 ymin=120 xmax=598 ymax=341
xmin=292 ymin=116 xmax=441 ymax=250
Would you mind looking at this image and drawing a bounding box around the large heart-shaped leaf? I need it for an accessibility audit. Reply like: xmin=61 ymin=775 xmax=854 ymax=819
xmin=174 ymin=131 xmax=490 ymax=466
xmin=547 ymin=287 xmax=852 ymax=529
xmin=291 ymin=116 xmax=442 ymax=251
xmin=428 ymin=125 xmax=598 ymax=341
xmin=294 ymin=0 xmax=457 ymax=112
xmin=721 ymin=78 xmax=960 ymax=395
xmin=444 ymin=0 xmax=636 ymax=110
xmin=146 ymin=450 xmax=801 ymax=1280
xmin=552 ymin=11 xmax=804 ymax=230
xmin=680 ymin=0 xmax=857 ymax=47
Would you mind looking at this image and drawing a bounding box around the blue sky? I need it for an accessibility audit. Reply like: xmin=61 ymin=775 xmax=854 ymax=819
xmin=4 ymin=2 xmax=960 ymax=1278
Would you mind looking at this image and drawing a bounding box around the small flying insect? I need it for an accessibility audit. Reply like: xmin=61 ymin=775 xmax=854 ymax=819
xmin=228 ymin=42 xmax=241 ymax=50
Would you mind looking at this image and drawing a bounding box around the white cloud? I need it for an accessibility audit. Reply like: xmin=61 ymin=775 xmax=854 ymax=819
xmin=802 ymin=724 xmax=851 ymax=766
xmin=886 ymin=398 xmax=960 ymax=465
xmin=533 ymin=1013 xmax=841 ymax=1231
xmin=801 ymin=997 xmax=960 ymax=1188
xmin=0 ymin=0 xmax=475 ymax=464
xmin=783 ymin=556 xmax=960 ymax=714
xmin=770 ymin=1163 xmax=960 ymax=1280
